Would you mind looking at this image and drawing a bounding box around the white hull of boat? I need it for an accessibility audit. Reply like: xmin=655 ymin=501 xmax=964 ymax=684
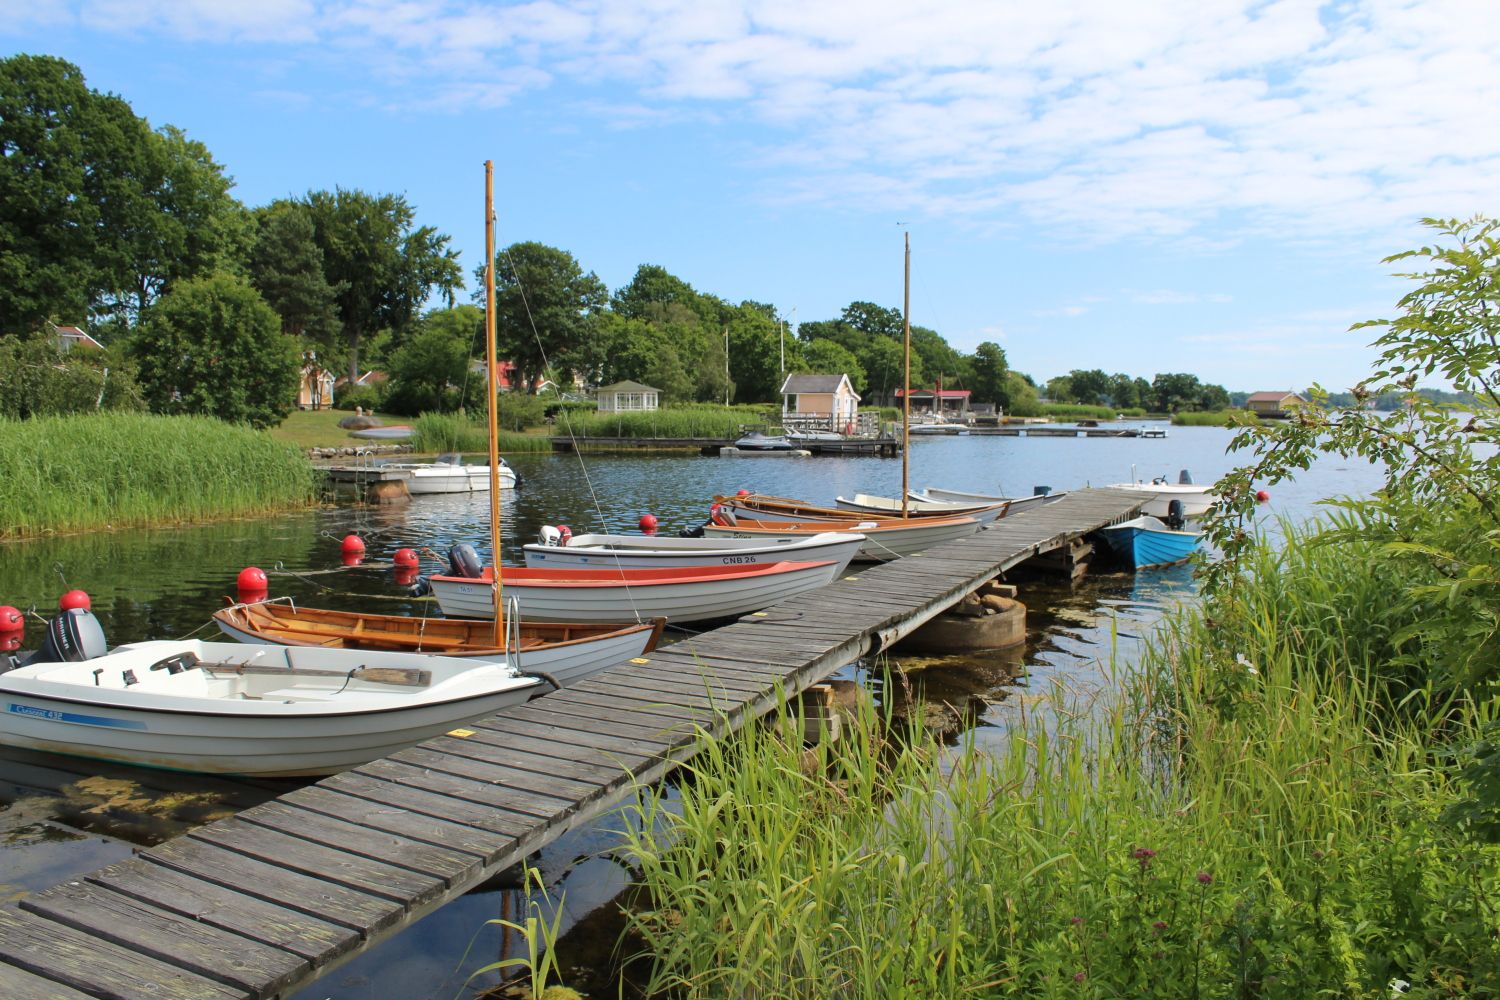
xmin=212 ymin=616 xmax=653 ymax=688
xmin=430 ymin=560 xmax=843 ymax=623
xmin=0 ymin=640 xmax=542 ymax=776
xmin=522 ymin=532 xmax=864 ymax=575
xmin=1103 ymin=482 xmax=1215 ymax=518
xmin=833 ymin=493 xmax=1009 ymax=524
xmin=391 ymin=463 xmax=516 ymax=494
xmin=912 ymin=488 xmax=1063 ymax=515
xmin=703 ymin=516 xmax=981 ymax=561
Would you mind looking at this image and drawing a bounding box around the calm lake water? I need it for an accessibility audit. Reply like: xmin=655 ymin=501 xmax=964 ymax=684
xmin=0 ymin=424 xmax=1385 ymax=997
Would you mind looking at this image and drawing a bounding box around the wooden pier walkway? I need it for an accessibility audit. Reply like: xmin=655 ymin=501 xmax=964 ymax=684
xmin=0 ymin=489 xmax=1152 ymax=1000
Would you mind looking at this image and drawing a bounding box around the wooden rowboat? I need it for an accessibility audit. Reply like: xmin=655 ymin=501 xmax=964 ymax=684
xmin=213 ymin=601 xmax=664 ymax=687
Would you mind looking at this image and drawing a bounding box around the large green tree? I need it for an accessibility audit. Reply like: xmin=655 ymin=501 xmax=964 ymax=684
xmin=130 ymin=273 xmax=298 ymax=428
xmin=490 ymin=241 xmax=607 ymax=394
xmin=799 ymin=339 xmax=866 ymax=395
xmin=248 ymin=202 xmax=342 ymax=354
xmin=969 ymin=341 xmax=1009 ymax=405
xmin=384 ymin=305 xmax=480 ymax=414
xmin=1 ymin=57 xmax=248 ymax=337
xmin=302 ymin=188 xmax=461 ymax=383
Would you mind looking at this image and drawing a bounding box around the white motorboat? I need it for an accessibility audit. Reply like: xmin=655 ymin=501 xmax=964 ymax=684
xmin=0 ymin=626 xmax=544 ymax=777
xmin=522 ymin=529 xmax=865 ymax=575
xmin=1102 ymin=473 xmax=1216 ymax=518
xmin=428 ymin=559 xmax=844 ymax=623
xmin=910 ymin=487 xmax=1065 ymax=516
xmin=832 ymin=492 xmax=1010 ymax=524
xmin=702 ymin=513 xmax=982 ymax=562
xmin=379 ymin=454 xmax=516 ymax=494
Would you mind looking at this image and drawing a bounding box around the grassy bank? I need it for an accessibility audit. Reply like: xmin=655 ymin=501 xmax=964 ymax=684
xmin=410 ymin=412 xmax=552 ymax=454
xmin=1172 ymin=409 xmax=1257 ymax=427
xmin=613 ymin=525 xmax=1499 ymax=997
xmin=555 ymin=404 xmax=768 ymax=439
xmin=1038 ymin=403 xmax=1148 ymax=420
xmin=0 ymin=413 xmax=320 ymax=538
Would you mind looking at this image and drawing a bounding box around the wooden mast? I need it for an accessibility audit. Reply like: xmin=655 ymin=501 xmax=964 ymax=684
xmin=901 ymin=231 xmax=911 ymax=518
xmin=484 ymin=161 xmax=504 ymax=642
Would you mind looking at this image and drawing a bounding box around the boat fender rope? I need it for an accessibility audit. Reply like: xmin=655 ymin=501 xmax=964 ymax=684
xmin=525 ymin=669 xmax=563 ymax=694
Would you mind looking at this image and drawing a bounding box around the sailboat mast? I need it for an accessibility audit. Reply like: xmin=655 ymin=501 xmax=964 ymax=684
xmin=901 ymin=232 xmax=911 ymax=518
xmin=484 ymin=161 xmax=504 ymax=640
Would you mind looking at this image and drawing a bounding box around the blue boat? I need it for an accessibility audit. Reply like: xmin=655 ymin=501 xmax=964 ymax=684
xmin=1097 ymin=515 xmax=1201 ymax=569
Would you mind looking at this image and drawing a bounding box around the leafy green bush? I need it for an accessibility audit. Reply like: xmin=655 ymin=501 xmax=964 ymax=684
xmin=0 ymin=336 xmax=146 ymax=418
xmin=334 ymin=384 xmax=385 ymax=412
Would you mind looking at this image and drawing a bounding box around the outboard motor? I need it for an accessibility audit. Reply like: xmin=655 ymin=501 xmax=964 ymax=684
xmin=447 ymin=543 xmax=485 ymax=579
xmin=538 ymin=525 xmax=563 ymax=547
xmin=1164 ymin=499 xmax=1187 ymax=531
xmin=22 ymin=609 xmax=108 ymax=667
xmin=678 ymin=521 xmax=707 ymax=538
xmin=407 ymin=575 xmax=433 ymax=598
xmin=1178 ymin=469 xmax=1194 ymax=485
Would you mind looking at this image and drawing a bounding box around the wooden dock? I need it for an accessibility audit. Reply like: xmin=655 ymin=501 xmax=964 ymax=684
xmin=0 ymin=489 xmax=1152 ymax=999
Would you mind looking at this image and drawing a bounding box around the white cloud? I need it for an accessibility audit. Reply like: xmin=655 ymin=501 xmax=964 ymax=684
xmin=40 ymin=0 xmax=1500 ymax=248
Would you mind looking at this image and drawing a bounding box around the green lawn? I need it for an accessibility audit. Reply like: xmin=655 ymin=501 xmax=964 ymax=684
xmin=268 ymin=408 xmax=408 ymax=449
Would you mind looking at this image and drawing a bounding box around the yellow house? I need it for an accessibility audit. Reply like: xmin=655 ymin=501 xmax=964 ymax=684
xmin=1246 ymin=391 xmax=1306 ymax=417
xmin=781 ymin=373 xmax=861 ymax=431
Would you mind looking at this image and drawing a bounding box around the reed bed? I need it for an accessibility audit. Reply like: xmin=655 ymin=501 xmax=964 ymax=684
xmin=0 ymin=413 xmax=319 ymax=538
xmin=1172 ymin=410 xmax=1257 ymax=427
xmin=556 ymin=405 xmax=766 ymax=440
xmin=1038 ymin=403 xmax=1141 ymax=420
xmin=410 ymin=412 xmax=551 ymax=454
xmin=617 ymin=530 xmax=1500 ymax=997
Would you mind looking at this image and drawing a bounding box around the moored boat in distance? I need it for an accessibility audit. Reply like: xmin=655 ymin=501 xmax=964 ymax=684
xmin=377 ymin=454 xmax=516 ymax=493
xmin=717 ymin=492 xmax=1006 ymax=525
xmin=1097 ymin=515 xmax=1201 ymax=569
xmin=428 ymin=559 xmax=844 ymax=623
xmin=522 ymin=529 xmax=865 ymax=575
xmin=212 ymin=600 xmax=663 ymax=686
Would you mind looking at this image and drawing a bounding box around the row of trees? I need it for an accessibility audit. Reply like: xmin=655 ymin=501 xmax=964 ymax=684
xmin=1045 ymin=369 xmax=1231 ymax=413
xmin=2 ymin=53 xmax=1242 ymax=427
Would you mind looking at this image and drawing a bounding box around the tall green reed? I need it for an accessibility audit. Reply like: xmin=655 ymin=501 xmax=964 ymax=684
xmin=617 ymin=533 xmax=1500 ymax=997
xmin=0 ymin=413 xmax=319 ymax=537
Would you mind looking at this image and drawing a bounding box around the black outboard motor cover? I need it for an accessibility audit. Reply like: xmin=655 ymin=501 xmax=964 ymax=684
xmin=30 ymin=609 xmax=107 ymax=664
xmin=1164 ymin=499 xmax=1187 ymax=531
xmin=408 ymin=575 xmax=433 ymax=598
xmin=678 ymin=522 xmax=707 ymax=538
xmin=448 ymin=543 xmax=484 ymax=579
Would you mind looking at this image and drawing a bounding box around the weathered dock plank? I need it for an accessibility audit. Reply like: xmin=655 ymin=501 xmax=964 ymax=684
xmin=0 ymin=488 xmax=1152 ymax=998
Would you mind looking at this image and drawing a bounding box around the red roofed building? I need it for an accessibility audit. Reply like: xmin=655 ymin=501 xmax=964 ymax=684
xmin=51 ymin=325 xmax=104 ymax=352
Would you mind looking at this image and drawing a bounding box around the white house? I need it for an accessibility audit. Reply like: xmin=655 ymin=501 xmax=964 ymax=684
xmin=596 ymin=380 xmax=661 ymax=412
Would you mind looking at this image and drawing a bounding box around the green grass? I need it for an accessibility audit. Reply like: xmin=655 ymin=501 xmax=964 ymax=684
xmin=555 ymin=404 xmax=770 ymax=439
xmin=268 ymin=408 xmax=412 ymax=449
xmin=615 ymin=527 xmax=1500 ymax=997
xmin=1038 ymin=403 xmax=1141 ymax=419
xmin=410 ymin=412 xmax=552 ymax=454
xmin=0 ymin=413 xmax=319 ymax=537
xmin=1172 ymin=409 xmax=1258 ymax=427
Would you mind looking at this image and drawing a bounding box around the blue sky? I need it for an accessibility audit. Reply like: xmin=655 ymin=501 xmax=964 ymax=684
xmin=5 ymin=0 xmax=1498 ymax=392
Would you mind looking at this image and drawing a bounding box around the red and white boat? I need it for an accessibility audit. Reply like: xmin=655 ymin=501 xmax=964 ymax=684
xmin=702 ymin=512 xmax=981 ymax=562
xmin=428 ymin=560 xmax=843 ymax=624
xmin=522 ymin=529 xmax=865 ymax=574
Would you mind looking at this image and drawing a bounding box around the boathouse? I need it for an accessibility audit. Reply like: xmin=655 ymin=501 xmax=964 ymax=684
xmin=1246 ymin=391 xmax=1306 ymax=418
xmin=780 ymin=373 xmax=861 ymax=432
xmin=297 ymin=352 xmax=336 ymax=410
xmin=898 ymin=387 xmax=973 ymax=422
xmin=596 ymin=380 xmax=661 ymax=412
